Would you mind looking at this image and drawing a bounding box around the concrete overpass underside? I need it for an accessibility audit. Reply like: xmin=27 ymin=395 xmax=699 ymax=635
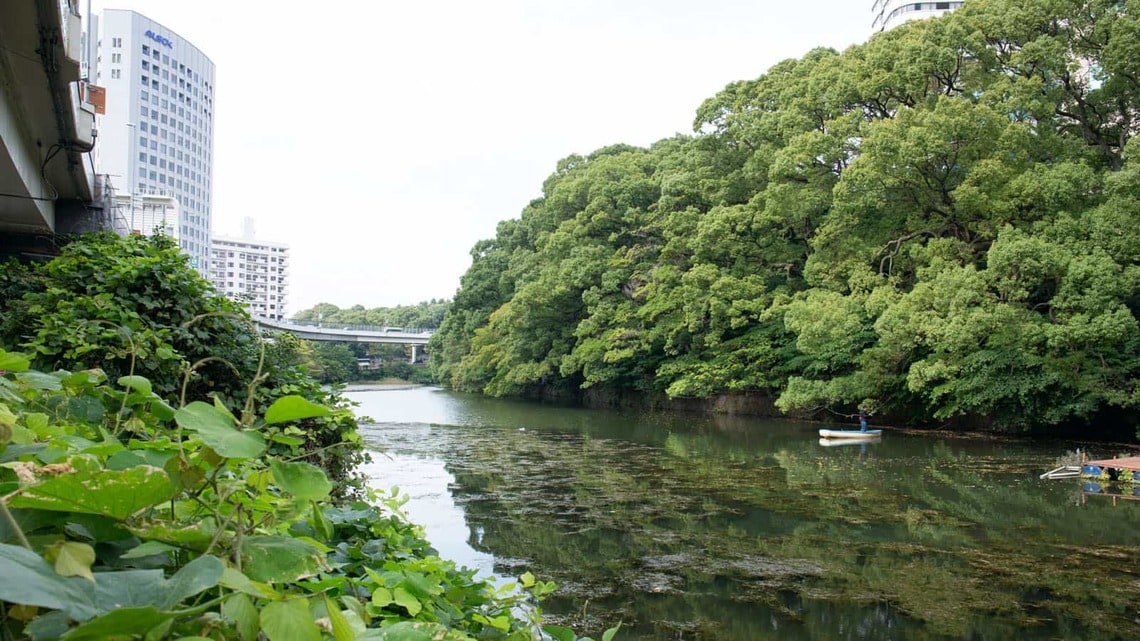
xmin=0 ymin=0 xmax=98 ymax=250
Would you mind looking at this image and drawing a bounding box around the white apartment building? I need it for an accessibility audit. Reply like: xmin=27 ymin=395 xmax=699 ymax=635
xmin=872 ymin=1 xmax=965 ymax=32
xmin=209 ymin=236 xmax=290 ymax=321
xmin=91 ymin=10 xmax=215 ymax=274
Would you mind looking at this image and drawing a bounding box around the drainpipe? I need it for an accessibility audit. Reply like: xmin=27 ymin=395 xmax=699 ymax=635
xmin=34 ymin=0 xmax=95 ymax=195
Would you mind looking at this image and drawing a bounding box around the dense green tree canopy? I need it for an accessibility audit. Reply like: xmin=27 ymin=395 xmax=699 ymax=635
xmin=293 ymin=300 xmax=450 ymax=331
xmin=0 ymin=233 xmax=368 ymax=484
xmin=0 ymin=233 xmax=257 ymax=402
xmin=432 ymin=0 xmax=1140 ymax=434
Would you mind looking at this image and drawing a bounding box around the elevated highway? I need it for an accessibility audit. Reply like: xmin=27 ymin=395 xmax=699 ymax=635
xmin=0 ymin=0 xmax=99 ymax=243
xmin=252 ymin=316 xmax=432 ymax=345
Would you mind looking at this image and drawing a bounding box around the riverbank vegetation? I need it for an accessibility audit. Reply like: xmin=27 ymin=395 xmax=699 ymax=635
xmin=430 ymin=0 xmax=1140 ymax=437
xmin=0 ymin=235 xmax=604 ymax=640
xmin=292 ymin=340 xmax=434 ymax=386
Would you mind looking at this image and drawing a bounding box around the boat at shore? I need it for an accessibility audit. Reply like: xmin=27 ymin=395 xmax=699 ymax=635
xmin=819 ymin=428 xmax=882 ymax=440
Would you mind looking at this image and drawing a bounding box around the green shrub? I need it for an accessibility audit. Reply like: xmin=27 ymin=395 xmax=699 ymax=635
xmin=0 ymin=351 xmax=562 ymax=640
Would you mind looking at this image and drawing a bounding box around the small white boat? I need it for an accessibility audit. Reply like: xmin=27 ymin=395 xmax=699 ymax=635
xmin=820 ymin=433 xmax=880 ymax=444
xmin=818 ymin=437 xmax=880 ymax=447
xmin=819 ymin=428 xmax=882 ymax=440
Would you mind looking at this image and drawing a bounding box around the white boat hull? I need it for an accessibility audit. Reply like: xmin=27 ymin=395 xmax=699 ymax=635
xmin=818 ymin=437 xmax=880 ymax=447
xmin=819 ymin=428 xmax=882 ymax=440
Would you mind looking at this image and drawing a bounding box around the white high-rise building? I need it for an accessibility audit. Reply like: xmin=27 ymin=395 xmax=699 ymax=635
xmin=872 ymin=1 xmax=965 ymax=32
xmin=91 ymin=10 xmax=215 ymax=274
xmin=209 ymin=229 xmax=290 ymax=321
xmin=113 ymin=193 xmax=179 ymax=239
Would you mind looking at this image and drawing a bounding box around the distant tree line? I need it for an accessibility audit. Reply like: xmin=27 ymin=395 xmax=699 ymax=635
xmin=429 ymin=0 xmax=1140 ymax=436
xmin=293 ymin=300 xmax=449 ymax=331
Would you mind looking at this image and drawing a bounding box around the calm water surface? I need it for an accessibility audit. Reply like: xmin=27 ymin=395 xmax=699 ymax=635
xmin=349 ymin=386 xmax=1140 ymax=641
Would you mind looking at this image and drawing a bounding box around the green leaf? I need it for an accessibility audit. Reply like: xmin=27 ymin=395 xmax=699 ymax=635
xmin=260 ymin=599 xmax=321 ymax=641
xmin=25 ymin=611 xmax=71 ymax=640
xmin=270 ymin=460 xmax=332 ymax=502
xmin=116 ymin=375 xmax=153 ymax=396
xmin=0 ymin=547 xmax=217 ymax=623
xmin=475 ymin=613 xmax=510 ymax=631
xmin=119 ymin=541 xmax=177 ymax=560
xmin=375 ymin=622 xmax=465 ymax=641
xmin=292 ymin=535 xmax=333 ymax=554
xmin=25 ymin=413 xmax=49 ymax=432
xmin=361 ymin=563 xmax=389 ymax=586
xmin=156 ymin=555 xmax=224 ymax=610
xmin=127 ymin=520 xmax=216 ymax=550
xmin=269 ymin=433 xmax=305 ymax=447
xmin=105 ymin=449 xmax=154 ymax=470
xmin=175 ymin=401 xmax=265 ymax=459
xmin=601 ymin=622 xmax=622 ymax=641
xmin=310 ymin=501 xmax=334 ymax=542
xmin=222 ymin=593 xmax=260 ymax=641
xmin=0 ymin=350 xmax=31 ymax=372
xmin=4 ymin=553 xmax=224 ymax=620
xmin=66 ymin=396 xmax=105 ymax=424
xmin=54 ymin=541 xmax=95 ymax=581
xmin=149 ymin=397 xmax=176 ymax=421
xmin=400 ymin=571 xmax=441 ymax=599
xmin=9 ymin=465 xmax=175 ymax=519
xmin=7 ymin=420 xmax=35 ymax=445
xmin=0 ymin=542 xmax=102 ymax=621
xmin=212 ymin=395 xmax=238 ymax=422
xmin=543 ymin=626 xmax=578 ymax=641
xmin=241 ymin=536 xmax=325 ymax=583
xmin=61 ymin=606 xmax=170 ymax=641
xmin=16 ymin=371 xmax=63 ymax=391
xmin=338 ymin=595 xmax=367 ymax=627
xmin=0 ymin=403 xmax=16 ymax=428
xmin=264 ymin=395 xmax=331 ymax=425
xmin=219 ymin=567 xmax=281 ymax=600
xmin=371 ymin=586 xmax=394 ymax=607
xmin=392 ymin=586 xmax=422 ymax=616
xmin=323 ymin=595 xmax=355 ymax=641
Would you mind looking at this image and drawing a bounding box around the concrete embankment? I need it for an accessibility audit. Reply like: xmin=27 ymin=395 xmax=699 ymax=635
xmin=342 ymin=382 xmax=424 ymax=392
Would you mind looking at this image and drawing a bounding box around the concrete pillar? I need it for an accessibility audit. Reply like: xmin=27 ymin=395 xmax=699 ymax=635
xmin=410 ymin=345 xmax=418 ymax=363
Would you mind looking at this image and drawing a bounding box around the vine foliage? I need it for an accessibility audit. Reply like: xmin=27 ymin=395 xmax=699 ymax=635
xmin=0 ymin=350 xmax=566 ymax=639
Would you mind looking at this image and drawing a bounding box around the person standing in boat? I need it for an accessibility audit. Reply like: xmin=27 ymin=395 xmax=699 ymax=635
xmin=858 ymin=407 xmax=869 ymax=432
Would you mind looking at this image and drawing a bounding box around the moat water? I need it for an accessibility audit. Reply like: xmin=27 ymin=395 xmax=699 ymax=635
xmin=351 ymin=386 xmax=1140 ymax=641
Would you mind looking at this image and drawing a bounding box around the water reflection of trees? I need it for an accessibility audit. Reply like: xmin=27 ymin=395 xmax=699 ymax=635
xmin=425 ymin=423 xmax=1140 ymax=640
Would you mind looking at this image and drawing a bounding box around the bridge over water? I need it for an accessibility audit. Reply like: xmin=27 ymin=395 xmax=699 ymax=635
xmin=252 ymin=317 xmax=433 ymax=345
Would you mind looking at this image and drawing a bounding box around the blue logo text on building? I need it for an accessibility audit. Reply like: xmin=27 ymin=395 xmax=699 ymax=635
xmin=145 ymin=30 xmax=173 ymax=48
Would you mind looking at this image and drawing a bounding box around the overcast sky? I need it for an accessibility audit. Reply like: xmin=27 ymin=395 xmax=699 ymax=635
xmin=93 ymin=1 xmax=872 ymax=314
